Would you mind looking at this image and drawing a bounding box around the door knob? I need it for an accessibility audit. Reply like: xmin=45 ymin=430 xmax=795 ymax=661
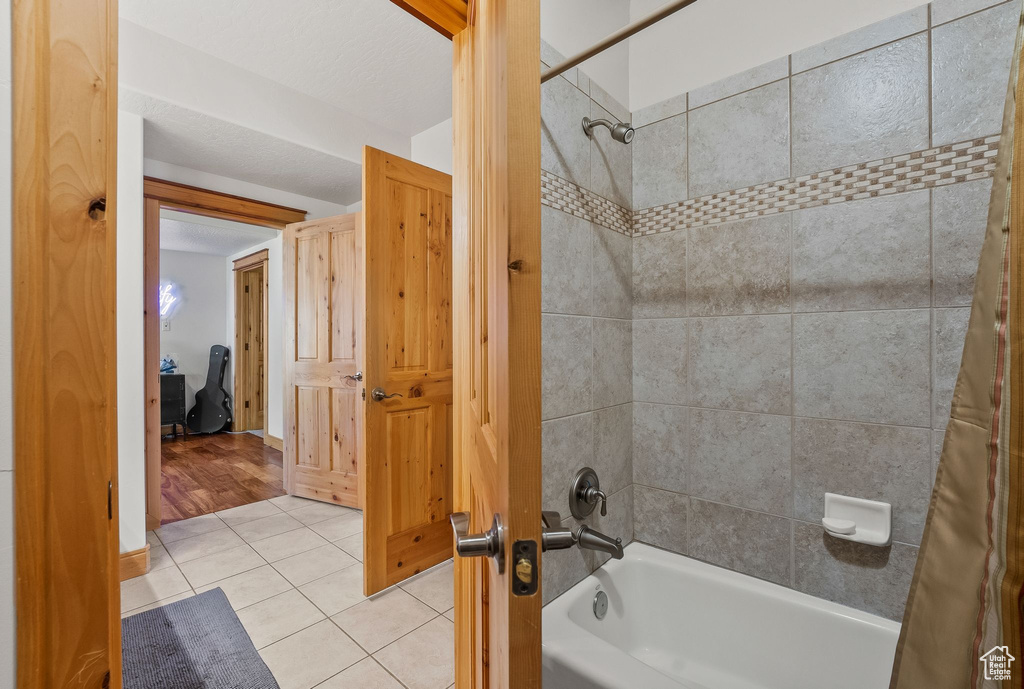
xmin=344 ymin=371 xmax=363 ymax=382
xmin=449 ymin=512 xmax=505 ymax=574
xmin=370 ymin=387 xmax=403 ymax=402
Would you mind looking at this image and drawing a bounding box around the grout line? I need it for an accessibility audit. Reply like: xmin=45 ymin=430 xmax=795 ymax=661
xmin=626 ymin=400 xmax=934 ymax=431
xmin=930 ymin=0 xmax=1013 ymax=29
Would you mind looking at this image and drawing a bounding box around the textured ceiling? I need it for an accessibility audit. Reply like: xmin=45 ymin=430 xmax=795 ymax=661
xmin=160 ymin=215 xmax=278 ymax=256
xmin=122 ymin=89 xmax=364 ymax=205
xmin=119 ymin=0 xmax=453 ymax=137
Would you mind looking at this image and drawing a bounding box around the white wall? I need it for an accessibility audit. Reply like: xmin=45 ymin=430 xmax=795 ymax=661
xmin=0 ymin=0 xmax=13 ymax=681
xmin=160 ymin=250 xmax=231 ymax=408
xmin=225 ymin=237 xmax=285 ymax=440
xmin=411 ymin=118 xmax=453 ymax=175
xmin=629 ymin=0 xmax=929 ymax=111
xmin=117 ymin=111 xmax=148 ymax=553
xmin=541 ymin=0 xmax=631 ymax=108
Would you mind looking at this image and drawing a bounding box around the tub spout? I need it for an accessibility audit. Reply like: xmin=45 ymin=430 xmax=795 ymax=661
xmin=576 ymin=525 xmax=624 ymax=559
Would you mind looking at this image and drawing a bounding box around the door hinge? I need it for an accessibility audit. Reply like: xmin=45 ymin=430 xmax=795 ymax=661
xmin=361 ymin=388 xmax=366 ymax=401
xmin=107 ymin=481 xmax=113 ymax=520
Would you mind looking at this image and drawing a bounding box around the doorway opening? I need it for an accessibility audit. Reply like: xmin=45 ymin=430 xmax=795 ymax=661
xmin=144 ymin=178 xmax=306 ymax=526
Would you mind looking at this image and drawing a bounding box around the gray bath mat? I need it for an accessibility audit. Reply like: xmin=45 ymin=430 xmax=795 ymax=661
xmin=122 ymin=588 xmax=279 ymax=689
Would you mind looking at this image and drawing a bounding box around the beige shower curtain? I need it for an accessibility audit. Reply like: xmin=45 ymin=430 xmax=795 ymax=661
xmin=890 ymin=3 xmax=1024 ymax=687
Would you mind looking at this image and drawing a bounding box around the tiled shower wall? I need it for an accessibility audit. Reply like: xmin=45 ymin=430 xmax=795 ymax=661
xmin=625 ymin=0 xmax=1018 ymax=622
xmin=539 ymin=42 xmax=636 ymax=604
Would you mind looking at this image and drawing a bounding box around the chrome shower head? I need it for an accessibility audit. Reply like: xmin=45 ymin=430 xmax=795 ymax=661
xmin=582 ymin=117 xmax=635 ymax=144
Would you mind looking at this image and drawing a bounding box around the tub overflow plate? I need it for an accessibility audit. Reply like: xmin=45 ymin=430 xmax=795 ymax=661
xmin=593 ymin=590 xmax=608 ymax=620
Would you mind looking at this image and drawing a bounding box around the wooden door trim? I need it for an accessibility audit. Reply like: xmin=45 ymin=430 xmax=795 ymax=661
xmin=13 ymin=0 xmax=122 ymax=684
xmin=233 ymin=257 xmax=269 ymax=433
xmin=119 ymin=545 xmax=151 ymax=581
xmin=232 ymin=248 xmax=270 ymax=271
xmin=143 ymin=184 xmax=305 ymax=525
xmin=388 ymin=0 xmax=469 ymax=38
xmin=143 ymin=177 xmax=307 ymax=228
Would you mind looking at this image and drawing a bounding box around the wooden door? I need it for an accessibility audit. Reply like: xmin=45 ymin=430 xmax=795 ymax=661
xmin=453 ymin=1 xmax=544 ymax=687
xmin=362 ymin=146 xmax=455 ymax=595
xmin=283 ymin=213 xmax=363 ymax=507
xmin=234 ymin=253 xmax=268 ymax=432
xmin=13 ymin=0 xmax=123 ymax=684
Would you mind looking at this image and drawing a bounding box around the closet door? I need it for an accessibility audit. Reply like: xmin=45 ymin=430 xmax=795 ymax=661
xmin=283 ymin=212 xmax=364 ymax=507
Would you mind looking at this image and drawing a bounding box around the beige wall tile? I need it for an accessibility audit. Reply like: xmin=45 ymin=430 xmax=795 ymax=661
xmin=688 ymin=215 xmax=791 ymax=316
xmin=793 ymin=310 xmax=930 ymax=426
xmin=689 ymin=315 xmax=791 ymax=414
xmin=793 ymin=418 xmax=932 ymax=544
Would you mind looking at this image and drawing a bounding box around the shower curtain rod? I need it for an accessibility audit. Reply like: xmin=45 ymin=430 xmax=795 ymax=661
xmin=541 ymin=0 xmax=701 ymax=84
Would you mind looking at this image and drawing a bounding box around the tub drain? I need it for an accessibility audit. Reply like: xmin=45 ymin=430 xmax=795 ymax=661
xmin=593 ymin=590 xmax=608 ymax=620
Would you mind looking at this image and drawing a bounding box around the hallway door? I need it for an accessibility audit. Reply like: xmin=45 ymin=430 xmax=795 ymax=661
xmin=283 ymin=212 xmax=364 ymax=507
xmin=361 ymin=146 xmax=455 ymax=595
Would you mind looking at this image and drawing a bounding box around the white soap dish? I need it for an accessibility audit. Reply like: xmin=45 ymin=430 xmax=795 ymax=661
xmin=821 ymin=493 xmax=891 ymax=546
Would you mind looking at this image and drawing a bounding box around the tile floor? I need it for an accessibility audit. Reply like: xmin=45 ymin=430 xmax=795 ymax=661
xmin=122 ymin=495 xmax=456 ymax=689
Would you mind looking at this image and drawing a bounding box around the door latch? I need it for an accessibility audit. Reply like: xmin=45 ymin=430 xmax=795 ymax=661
xmin=449 ymin=512 xmax=505 ymax=574
xmin=512 ymin=539 xmax=538 ymax=596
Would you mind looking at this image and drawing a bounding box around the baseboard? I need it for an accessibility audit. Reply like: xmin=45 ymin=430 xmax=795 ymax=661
xmin=146 ymin=512 xmax=161 ymax=531
xmin=264 ymin=434 xmax=284 ymax=451
xmin=120 ymin=544 xmax=151 ymax=581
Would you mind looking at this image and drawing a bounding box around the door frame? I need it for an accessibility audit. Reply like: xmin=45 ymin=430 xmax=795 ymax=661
xmin=232 ymin=250 xmax=270 ymax=433
xmin=13 ymin=0 xmax=122 ymax=685
xmin=142 ymin=178 xmax=305 ymax=527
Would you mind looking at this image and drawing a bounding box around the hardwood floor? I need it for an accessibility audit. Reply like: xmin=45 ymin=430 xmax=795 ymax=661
xmin=161 ymin=431 xmax=285 ymax=524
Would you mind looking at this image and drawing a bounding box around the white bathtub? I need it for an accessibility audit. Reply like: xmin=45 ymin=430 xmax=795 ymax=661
xmin=542 ymin=543 xmax=900 ymax=689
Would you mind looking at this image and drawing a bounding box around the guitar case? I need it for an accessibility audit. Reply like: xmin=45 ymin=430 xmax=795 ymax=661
xmin=186 ymin=345 xmax=233 ymax=434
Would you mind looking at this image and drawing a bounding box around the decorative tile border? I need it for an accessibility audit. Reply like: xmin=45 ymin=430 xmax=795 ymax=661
xmin=540 ymin=170 xmax=632 ymax=236
xmin=632 ymin=135 xmax=1001 ymax=237
xmin=541 ymin=135 xmax=1001 ymax=238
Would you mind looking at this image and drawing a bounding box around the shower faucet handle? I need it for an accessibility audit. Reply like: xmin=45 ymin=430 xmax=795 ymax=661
xmin=569 ymin=467 xmax=609 ymax=519
xmin=585 ymin=486 xmax=608 ymax=517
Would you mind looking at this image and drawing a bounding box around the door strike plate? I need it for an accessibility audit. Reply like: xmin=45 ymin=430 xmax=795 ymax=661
xmin=512 ymin=539 xmax=538 ymax=596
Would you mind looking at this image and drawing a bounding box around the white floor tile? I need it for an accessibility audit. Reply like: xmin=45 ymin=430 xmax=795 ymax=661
xmin=269 ymin=494 xmax=320 ymax=512
xmin=250 ymin=527 xmax=329 ymax=562
xmin=259 ymin=619 xmax=366 ymax=689
xmin=317 ymin=657 xmax=403 ymax=689
xmin=164 ymin=527 xmax=245 ymax=564
xmin=195 ymin=564 xmax=292 ymax=610
xmin=309 ymin=512 xmax=363 ymax=542
xmin=216 ymin=500 xmax=283 ymax=527
xmin=289 ymin=501 xmax=357 ymax=526
xmin=443 ymin=607 xmax=455 ymax=622
xmin=148 ymin=545 xmax=175 ymax=572
xmin=236 ymin=589 xmax=325 ymax=649
xmin=121 ymin=590 xmax=195 ymax=618
xmin=232 ymin=512 xmax=303 ymax=543
xmin=271 ymin=544 xmax=358 ymax=587
xmin=120 ymin=566 xmax=191 ymax=612
xmin=332 ymin=588 xmax=437 ymax=653
xmin=178 ymin=544 xmax=266 ymax=588
xmin=398 ymin=560 xmax=454 ymax=613
xmin=335 ymin=533 xmax=363 ymax=562
xmin=298 ymin=565 xmax=366 ymax=616
xmin=155 ymin=513 xmax=226 ymax=543
xmin=146 ymin=530 xmax=162 ymax=548
xmin=374 ymin=617 xmax=454 ymax=689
